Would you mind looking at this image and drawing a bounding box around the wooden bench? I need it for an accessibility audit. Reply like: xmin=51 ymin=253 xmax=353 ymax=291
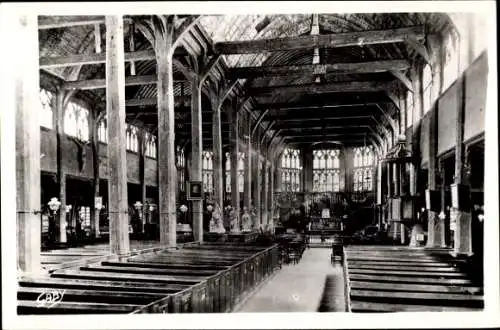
xmin=343 ymin=245 xmax=484 ymax=313
xmin=18 ymin=243 xmax=281 ymax=315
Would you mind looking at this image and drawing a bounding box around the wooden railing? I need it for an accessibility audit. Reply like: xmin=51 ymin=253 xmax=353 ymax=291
xmin=131 ymin=243 xmax=281 ymax=314
xmin=342 ymin=246 xmax=351 ymax=312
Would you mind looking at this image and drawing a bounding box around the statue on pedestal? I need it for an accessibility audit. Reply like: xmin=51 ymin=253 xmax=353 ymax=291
xmin=229 ymin=207 xmax=240 ymax=233
xmin=241 ymin=207 xmax=252 ymax=232
xmin=211 ymin=204 xmax=225 ymax=233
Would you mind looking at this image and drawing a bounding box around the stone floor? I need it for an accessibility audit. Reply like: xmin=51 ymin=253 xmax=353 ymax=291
xmin=234 ymin=248 xmax=346 ymax=313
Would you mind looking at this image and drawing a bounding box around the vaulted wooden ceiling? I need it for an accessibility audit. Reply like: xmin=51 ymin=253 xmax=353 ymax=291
xmin=38 ymin=13 xmax=457 ymax=152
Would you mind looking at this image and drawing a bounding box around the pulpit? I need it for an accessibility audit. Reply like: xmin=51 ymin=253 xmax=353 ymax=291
xmin=382 ymin=135 xmax=416 ymax=244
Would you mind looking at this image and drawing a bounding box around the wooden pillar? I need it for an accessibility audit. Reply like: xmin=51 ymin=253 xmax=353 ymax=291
xmin=303 ymin=147 xmax=313 ymax=192
xmin=55 ymin=91 xmax=67 ymax=243
xmin=190 ymin=80 xmax=203 ymax=242
xmin=212 ymin=99 xmax=224 ymax=210
xmin=453 ymin=75 xmax=472 ymax=256
xmin=153 ymin=16 xmax=177 ymax=246
xmin=228 ymin=106 xmax=240 ymax=221
xmin=90 ymin=108 xmax=101 ymax=238
xmin=262 ymin=156 xmax=269 ymax=226
xmin=138 ymin=130 xmax=147 ymax=234
xmin=16 ymin=14 xmax=41 ymax=274
xmin=105 ymin=15 xmax=129 ymax=255
xmin=427 ymin=35 xmax=445 ymax=248
xmin=269 ymin=155 xmax=275 ymax=227
xmin=244 ymin=114 xmax=252 ymax=209
xmin=253 ymin=129 xmax=262 ymax=227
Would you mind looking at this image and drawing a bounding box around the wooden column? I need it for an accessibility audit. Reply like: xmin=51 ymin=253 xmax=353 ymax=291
xmin=262 ymin=156 xmax=269 ymax=226
xmin=190 ymin=79 xmax=203 ymax=242
xmin=409 ymin=65 xmax=422 ymax=197
xmin=269 ymin=155 xmax=275 ymax=228
xmin=154 ymin=16 xmax=177 ymax=246
xmin=90 ymin=108 xmax=102 ymax=238
xmin=16 ymin=14 xmax=41 ymax=274
xmin=453 ymin=74 xmax=472 ymax=256
xmin=55 ymin=91 xmax=67 ymax=243
xmin=427 ymin=35 xmax=445 ymax=247
xmin=212 ymin=99 xmax=224 ymax=210
xmin=228 ymin=106 xmax=240 ymax=220
xmin=138 ymin=129 xmax=147 ymax=234
xmin=106 ymin=15 xmax=130 ymax=255
xmin=244 ymin=113 xmax=252 ymax=209
xmin=252 ymin=129 xmax=262 ymax=227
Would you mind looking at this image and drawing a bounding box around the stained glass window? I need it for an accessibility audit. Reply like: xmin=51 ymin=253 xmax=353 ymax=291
xmin=280 ymin=148 xmax=301 ymax=192
xmin=353 ymin=146 xmax=375 ymax=191
xmin=226 ymin=152 xmax=245 ymax=193
xmin=97 ymin=119 xmax=107 ymax=143
xmin=406 ymin=91 xmax=413 ymax=128
xmin=39 ymin=89 xmax=53 ymax=129
xmin=202 ymin=151 xmax=214 ymax=193
xmin=423 ymin=64 xmax=433 ymax=114
xmin=126 ymin=125 xmax=139 ymax=152
xmin=313 ymin=149 xmax=342 ymax=192
xmin=145 ymin=132 xmax=156 ymax=158
xmin=64 ymin=101 xmax=89 ymax=141
xmin=443 ymin=34 xmax=459 ymax=92
xmin=176 ymin=145 xmax=185 ymax=192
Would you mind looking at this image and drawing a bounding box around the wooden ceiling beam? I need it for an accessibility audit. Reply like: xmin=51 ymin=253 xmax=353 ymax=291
xmin=215 ymin=26 xmax=425 ymax=54
xmin=249 ymin=80 xmax=396 ymax=96
xmin=62 ymin=74 xmax=188 ymax=90
xmin=229 ymin=59 xmax=410 ymax=79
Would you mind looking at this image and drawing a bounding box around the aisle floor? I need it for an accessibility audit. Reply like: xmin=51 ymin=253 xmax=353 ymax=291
xmin=234 ymin=248 xmax=346 ymax=313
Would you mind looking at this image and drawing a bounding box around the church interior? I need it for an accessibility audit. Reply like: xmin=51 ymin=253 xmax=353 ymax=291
xmin=6 ymin=9 xmax=497 ymax=318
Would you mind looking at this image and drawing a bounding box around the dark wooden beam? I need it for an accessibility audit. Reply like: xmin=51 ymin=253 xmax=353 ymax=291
xmin=268 ymin=115 xmax=374 ymax=122
xmin=215 ymin=26 xmax=425 ymax=54
xmin=249 ymin=80 xmax=396 ymax=96
xmin=62 ymin=74 xmax=188 ymax=90
xmin=229 ymin=59 xmax=410 ymax=79
xmin=40 ymin=50 xmax=156 ymax=68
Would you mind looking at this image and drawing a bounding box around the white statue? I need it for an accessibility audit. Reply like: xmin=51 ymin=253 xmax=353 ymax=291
xmin=229 ymin=208 xmax=240 ymax=233
xmin=241 ymin=207 xmax=252 ymax=232
xmin=212 ymin=204 xmax=225 ymax=233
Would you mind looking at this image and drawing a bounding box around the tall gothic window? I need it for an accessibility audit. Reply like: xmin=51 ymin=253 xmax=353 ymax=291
xmin=176 ymin=146 xmax=185 ymax=192
xmin=39 ymin=89 xmax=54 ymax=129
xmin=126 ymin=124 xmax=139 ymax=152
xmin=406 ymin=91 xmax=413 ymax=128
xmin=313 ymin=149 xmax=342 ymax=192
xmin=64 ymin=101 xmax=89 ymax=141
xmin=423 ymin=64 xmax=433 ymax=113
xmin=144 ymin=132 xmax=157 ymax=158
xmin=443 ymin=34 xmax=459 ymax=91
xmin=202 ymin=151 xmax=214 ymax=193
xmin=225 ymin=152 xmax=245 ymax=193
xmin=353 ymin=146 xmax=375 ymax=191
xmin=280 ymin=148 xmax=302 ymax=192
xmin=97 ymin=119 xmax=107 ymax=143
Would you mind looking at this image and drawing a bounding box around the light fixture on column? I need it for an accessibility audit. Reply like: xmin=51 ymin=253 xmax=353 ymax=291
xmin=65 ymin=205 xmax=72 ymax=213
xmin=48 ymin=197 xmax=61 ymax=215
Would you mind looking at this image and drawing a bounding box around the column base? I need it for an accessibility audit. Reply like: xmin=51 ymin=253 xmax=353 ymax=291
xmin=453 ymin=210 xmax=472 ymax=256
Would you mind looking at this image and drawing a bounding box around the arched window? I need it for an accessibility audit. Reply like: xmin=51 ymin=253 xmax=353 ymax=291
xmin=313 ymin=149 xmax=342 ymax=192
xmin=176 ymin=145 xmax=185 ymax=192
xmin=225 ymin=151 xmax=246 ymax=193
xmin=443 ymin=34 xmax=459 ymax=91
xmin=39 ymin=89 xmax=53 ymax=129
xmin=422 ymin=64 xmax=433 ymax=113
xmin=98 ymin=119 xmax=107 ymax=143
xmin=64 ymin=101 xmax=89 ymax=141
xmin=126 ymin=125 xmax=139 ymax=152
xmin=353 ymin=146 xmax=375 ymax=191
xmin=145 ymin=133 xmax=156 ymax=158
xmin=280 ymin=148 xmax=302 ymax=192
xmin=202 ymin=151 xmax=214 ymax=193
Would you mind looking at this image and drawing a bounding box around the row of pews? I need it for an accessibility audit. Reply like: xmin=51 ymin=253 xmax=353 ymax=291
xmin=343 ymin=245 xmax=484 ymax=312
xmin=18 ymin=242 xmax=280 ymax=314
